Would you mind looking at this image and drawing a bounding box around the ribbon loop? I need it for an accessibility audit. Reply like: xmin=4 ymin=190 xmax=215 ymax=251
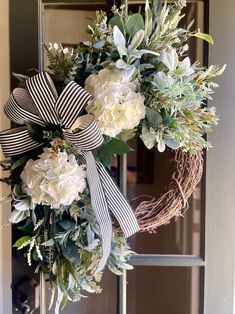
xmin=55 ymin=81 xmax=92 ymax=129
xmin=26 ymin=72 xmax=60 ymax=125
xmin=4 ymin=88 xmax=46 ymax=127
xmin=63 ymin=114 xmax=104 ymax=151
xmin=0 ymin=127 xmax=43 ymax=157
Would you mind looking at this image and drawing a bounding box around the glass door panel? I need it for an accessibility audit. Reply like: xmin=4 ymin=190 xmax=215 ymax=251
xmin=47 ymin=269 xmax=117 ymax=314
xmin=127 ymin=266 xmax=202 ymax=314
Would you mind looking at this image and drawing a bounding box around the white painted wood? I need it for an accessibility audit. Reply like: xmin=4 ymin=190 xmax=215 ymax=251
xmin=205 ymin=1 xmax=235 ymax=313
xmin=0 ymin=1 xmax=12 ymax=314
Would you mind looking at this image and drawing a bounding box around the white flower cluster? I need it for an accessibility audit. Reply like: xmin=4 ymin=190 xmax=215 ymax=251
xmin=85 ymin=68 xmax=145 ymax=137
xmin=21 ymin=148 xmax=86 ymax=209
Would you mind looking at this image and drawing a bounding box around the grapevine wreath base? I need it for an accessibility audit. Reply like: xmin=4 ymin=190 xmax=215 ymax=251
xmin=133 ymin=148 xmax=204 ymax=233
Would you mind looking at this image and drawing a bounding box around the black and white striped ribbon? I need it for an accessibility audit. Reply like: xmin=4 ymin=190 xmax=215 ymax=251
xmin=0 ymin=72 xmax=139 ymax=271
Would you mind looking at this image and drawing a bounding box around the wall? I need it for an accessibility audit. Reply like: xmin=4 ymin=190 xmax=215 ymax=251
xmin=205 ymin=0 xmax=235 ymax=313
xmin=0 ymin=0 xmax=12 ymax=314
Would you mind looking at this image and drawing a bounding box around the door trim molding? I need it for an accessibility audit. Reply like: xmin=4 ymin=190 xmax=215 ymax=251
xmin=0 ymin=1 xmax=12 ymax=314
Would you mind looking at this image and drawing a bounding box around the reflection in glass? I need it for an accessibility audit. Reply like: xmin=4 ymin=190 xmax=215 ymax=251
xmin=127 ymin=266 xmax=201 ymax=314
xmin=127 ymin=145 xmax=202 ymax=255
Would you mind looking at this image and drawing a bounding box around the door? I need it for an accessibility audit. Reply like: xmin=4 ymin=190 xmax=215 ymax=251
xmin=2 ymin=0 xmax=233 ymax=313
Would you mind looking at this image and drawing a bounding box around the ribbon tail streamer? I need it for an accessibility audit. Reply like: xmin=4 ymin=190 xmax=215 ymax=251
xmin=96 ymin=161 xmax=140 ymax=237
xmin=83 ymin=151 xmax=139 ymax=272
xmin=84 ymin=151 xmax=113 ymax=271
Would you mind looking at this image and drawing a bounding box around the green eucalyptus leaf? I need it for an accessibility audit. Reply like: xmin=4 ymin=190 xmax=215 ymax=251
xmin=194 ymin=31 xmax=214 ymax=45
xmin=42 ymin=238 xmax=55 ymax=247
xmin=13 ymin=235 xmax=31 ymax=248
xmin=126 ymin=13 xmax=145 ymax=37
xmin=164 ymin=138 xmax=181 ymax=150
xmin=61 ymin=240 xmax=80 ymax=264
xmin=146 ymin=107 xmax=163 ymax=127
xmin=58 ymin=220 xmax=76 ymax=232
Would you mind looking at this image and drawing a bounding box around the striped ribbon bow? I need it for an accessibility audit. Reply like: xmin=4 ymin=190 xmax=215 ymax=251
xmin=0 ymin=72 xmax=139 ymax=271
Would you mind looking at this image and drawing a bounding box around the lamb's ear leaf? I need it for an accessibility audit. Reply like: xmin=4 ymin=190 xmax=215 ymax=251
xmin=146 ymin=107 xmax=163 ymax=127
xmin=113 ymin=25 xmax=126 ymax=47
xmin=109 ymin=16 xmax=125 ymax=34
xmin=126 ymin=13 xmax=145 ymax=37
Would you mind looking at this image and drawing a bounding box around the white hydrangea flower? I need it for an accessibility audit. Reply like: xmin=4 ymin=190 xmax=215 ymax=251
xmin=85 ymin=68 xmax=145 ymax=138
xmin=21 ymin=148 xmax=86 ymax=209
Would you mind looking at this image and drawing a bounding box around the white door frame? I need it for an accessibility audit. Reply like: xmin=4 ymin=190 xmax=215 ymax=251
xmin=205 ymin=0 xmax=235 ymax=313
xmin=0 ymin=1 xmax=12 ymax=314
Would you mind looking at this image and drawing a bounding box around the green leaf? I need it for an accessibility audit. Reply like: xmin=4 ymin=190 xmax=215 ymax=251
xmin=97 ymin=150 xmax=112 ymax=168
xmin=58 ymin=220 xmax=76 ymax=232
xmin=113 ymin=25 xmax=126 ymax=47
xmin=116 ymin=129 xmax=136 ymax=142
xmin=164 ymin=138 xmax=181 ymax=150
xmin=9 ymin=209 xmax=30 ymax=224
xmin=130 ymin=29 xmax=145 ymax=49
xmin=161 ymin=109 xmax=173 ymax=126
xmin=60 ymin=295 xmax=68 ymax=311
xmin=93 ymin=40 xmax=105 ymax=49
xmin=109 ymin=16 xmax=124 ymax=34
xmin=101 ymin=138 xmax=133 ymax=154
xmin=146 ymin=107 xmax=163 ymax=127
xmin=11 ymin=156 xmax=28 ymax=171
xmin=12 ymin=72 xmax=29 ymax=86
xmin=61 ymin=240 xmax=80 ymax=264
xmin=140 ymin=125 xmax=156 ymax=150
xmin=13 ymin=236 xmax=31 ymax=248
xmin=17 ymin=218 xmax=34 ymax=233
xmin=187 ymin=19 xmax=195 ymax=31
xmin=98 ymin=138 xmax=133 ymax=167
xmin=26 ymin=123 xmax=43 ymax=142
xmin=126 ymin=13 xmax=145 ymax=37
xmin=42 ymin=238 xmax=55 ymax=247
xmin=144 ymin=0 xmax=153 ymax=40
xmin=194 ymin=31 xmax=214 ymax=45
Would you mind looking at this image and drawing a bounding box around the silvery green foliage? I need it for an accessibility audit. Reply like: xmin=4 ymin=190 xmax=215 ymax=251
xmin=47 ymin=0 xmax=225 ymax=153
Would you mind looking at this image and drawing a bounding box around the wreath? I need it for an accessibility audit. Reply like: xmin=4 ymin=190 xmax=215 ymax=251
xmin=0 ymin=0 xmax=224 ymax=312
